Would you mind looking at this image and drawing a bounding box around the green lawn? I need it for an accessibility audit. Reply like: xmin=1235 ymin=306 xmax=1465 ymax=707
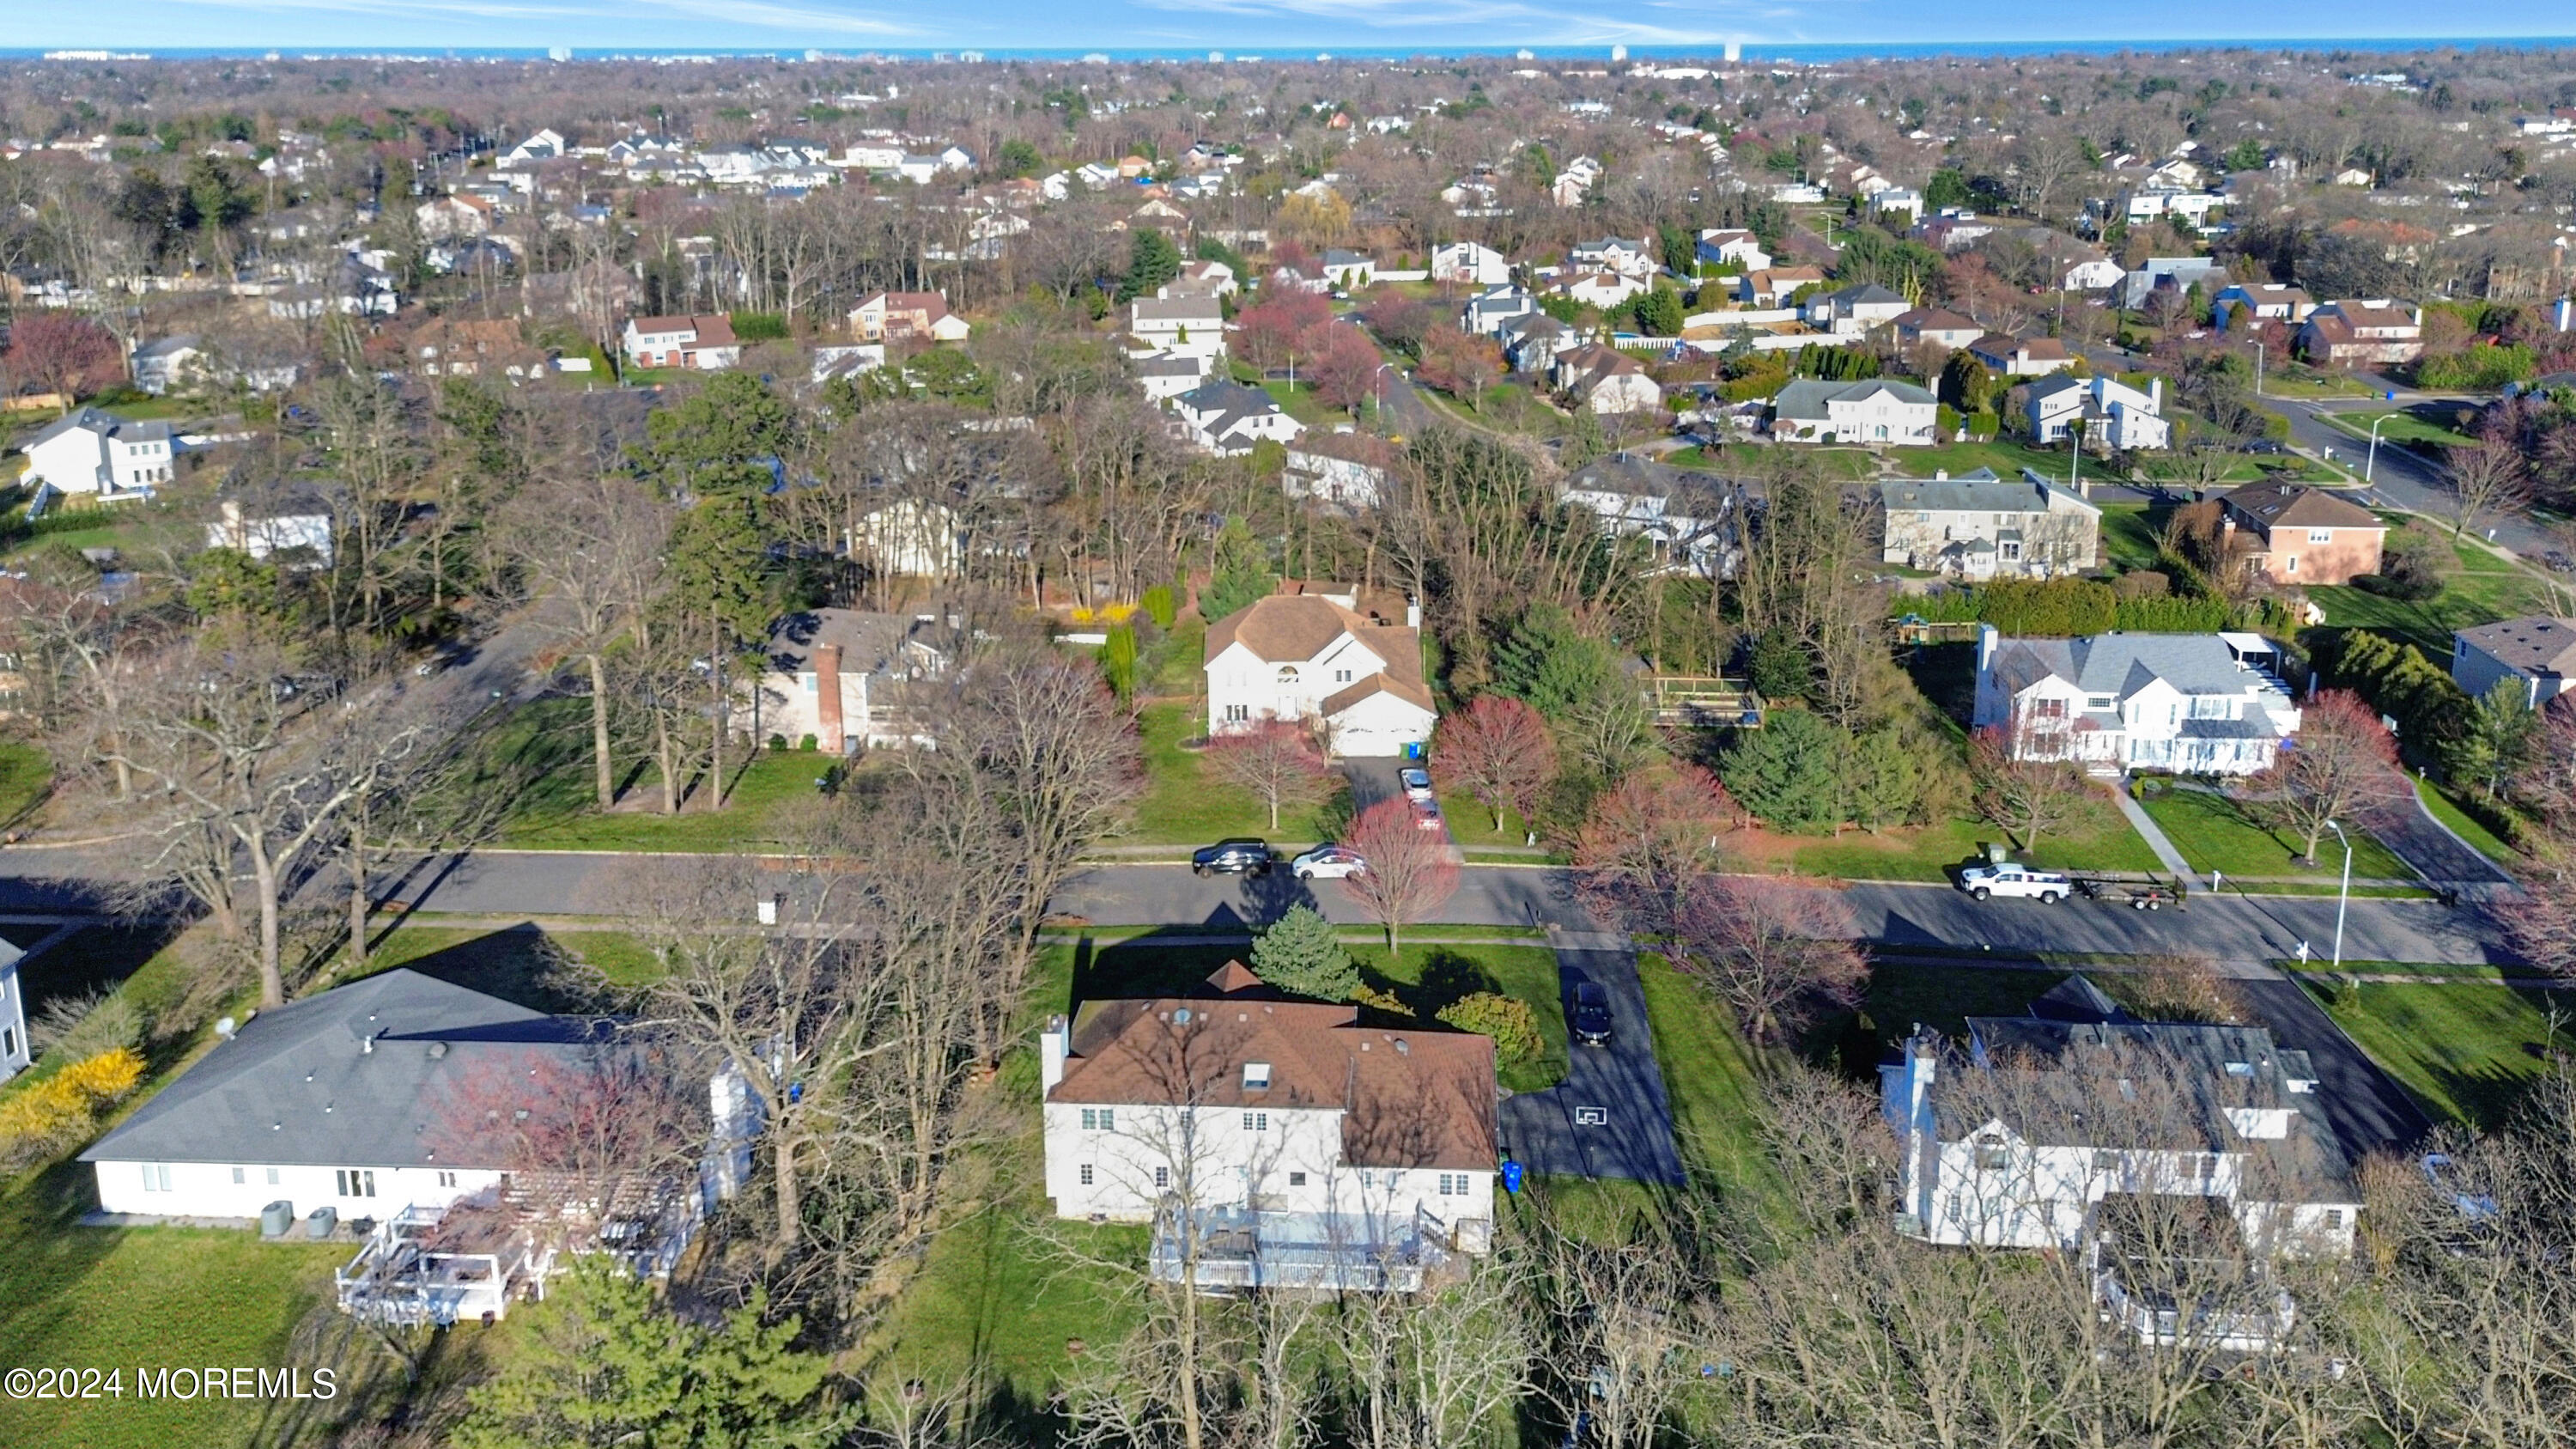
xmin=2322 ymin=406 xmax=2473 ymax=453
xmin=1896 ymin=438 xmax=2075 ymax=482
xmin=2312 ymin=977 xmax=2576 ymax=1128
xmin=1127 ymin=701 xmax=1347 ymax=847
xmin=1783 ymin=795 xmax=2163 ymax=883
xmin=1437 ymin=788 xmax=1535 ymax=849
xmin=1631 ymin=953 xmax=1792 ymax=1228
xmin=2139 ymin=787 xmax=2413 ymax=880
xmin=2098 ymin=502 xmax=2163 ymax=571
xmin=0 ymin=739 xmax=52 ymax=826
xmin=332 ymin=921 xmax=662 ymax=1002
xmin=459 ymin=697 xmax=830 ymax=851
xmin=2307 ymin=561 xmax=2556 ymax=657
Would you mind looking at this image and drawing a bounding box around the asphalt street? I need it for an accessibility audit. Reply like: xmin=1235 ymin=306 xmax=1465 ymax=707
xmin=1497 ymin=941 xmax=1686 ymax=1184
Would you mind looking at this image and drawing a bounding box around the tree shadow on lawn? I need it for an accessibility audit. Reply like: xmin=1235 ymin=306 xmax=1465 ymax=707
xmin=365 ymin=923 xmax=617 ymax=1015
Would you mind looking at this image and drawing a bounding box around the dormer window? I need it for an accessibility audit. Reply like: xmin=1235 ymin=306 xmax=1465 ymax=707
xmin=1973 ymin=1135 xmax=2009 ymax=1171
xmin=1242 ymin=1062 xmax=1271 ymax=1089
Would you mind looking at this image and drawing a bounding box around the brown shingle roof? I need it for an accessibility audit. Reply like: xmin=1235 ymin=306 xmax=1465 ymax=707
xmin=2222 ymin=482 xmax=2382 ymax=533
xmin=1050 ymin=964 xmax=1498 ymax=1171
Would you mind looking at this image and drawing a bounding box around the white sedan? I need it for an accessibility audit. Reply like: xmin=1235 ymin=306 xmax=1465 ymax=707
xmin=1291 ymin=845 xmax=1368 ymax=880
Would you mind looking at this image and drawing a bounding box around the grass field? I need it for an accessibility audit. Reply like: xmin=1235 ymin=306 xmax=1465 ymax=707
xmin=2413 ymin=777 xmax=2521 ymax=868
xmin=1631 ymin=953 xmax=1792 ymax=1228
xmin=2312 ymin=977 xmax=2575 ymax=1128
xmin=0 ymin=738 xmax=52 ymax=825
xmin=1897 ymin=438 xmax=2075 ymax=482
xmin=465 ymin=697 xmax=831 ymax=851
xmin=2307 ymin=564 xmax=2555 ymax=657
xmin=2098 ymin=502 xmax=2163 ymax=571
xmin=2139 ymin=787 xmax=2413 ymax=880
xmin=1127 ymin=701 xmax=1347 ymax=847
xmin=1778 ymin=795 xmax=2163 ymax=883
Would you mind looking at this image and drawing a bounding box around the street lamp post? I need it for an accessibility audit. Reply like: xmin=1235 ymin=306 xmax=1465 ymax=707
xmin=1375 ymin=361 xmax=1396 ymax=423
xmin=2324 ymin=819 xmax=2354 ymax=973
xmin=2252 ymin=341 xmax=2263 ymax=399
xmin=2365 ymin=414 xmax=2392 ymax=484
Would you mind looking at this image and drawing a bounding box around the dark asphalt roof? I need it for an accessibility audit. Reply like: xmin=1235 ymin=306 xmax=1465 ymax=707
xmin=82 ymin=969 xmax=611 ymax=1170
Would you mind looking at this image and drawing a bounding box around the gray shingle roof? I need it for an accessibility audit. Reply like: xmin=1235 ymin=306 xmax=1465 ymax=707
xmin=1994 ymin=632 xmax=2269 ymax=702
xmin=82 ymin=970 xmax=613 ymax=1170
xmin=1774 ymin=378 xmax=1936 ymax=419
xmin=27 ymin=406 xmax=173 ymax=449
xmin=1880 ymin=472 xmax=2098 ymax=516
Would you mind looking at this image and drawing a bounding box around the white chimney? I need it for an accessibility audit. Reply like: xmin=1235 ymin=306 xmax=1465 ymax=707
xmin=1976 ymin=622 xmax=2000 ymax=673
xmin=1405 ymin=596 xmax=1422 ymax=629
xmin=1041 ymin=1014 xmax=1071 ymax=1093
xmin=2149 ymin=376 xmax=2163 ymax=410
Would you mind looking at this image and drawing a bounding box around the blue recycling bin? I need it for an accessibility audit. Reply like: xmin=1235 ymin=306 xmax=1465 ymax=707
xmin=1405 ymin=740 xmax=1425 ymax=761
xmin=1502 ymin=1160 xmax=1525 ymax=1194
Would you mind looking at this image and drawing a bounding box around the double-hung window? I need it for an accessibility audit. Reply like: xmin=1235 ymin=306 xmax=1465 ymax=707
xmin=140 ymin=1164 xmax=172 ymax=1192
xmin=1242 ymin=1111 xmax=1268 ymax=1133
xmin=1080 ymin=1107 xmax=1116 ymax=1131
xmin=336 ymin=1168 xmax=377 ymax=1198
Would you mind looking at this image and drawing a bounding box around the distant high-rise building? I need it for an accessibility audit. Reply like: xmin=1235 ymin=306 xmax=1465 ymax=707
xmin=1724 ymin=40 xmax=1742 ymax=62
xmin=549 ymin=46 xmax=573 ymax=62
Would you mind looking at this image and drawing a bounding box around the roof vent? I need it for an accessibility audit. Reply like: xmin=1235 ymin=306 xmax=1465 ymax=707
xmin=1173 ymin=1008 xmax=1193 ymax=1025
xmin=1394 ymin=1038 xmax=1410 ymax=1056
xmin=427 ymin=1041 xmax=449 ymax=1060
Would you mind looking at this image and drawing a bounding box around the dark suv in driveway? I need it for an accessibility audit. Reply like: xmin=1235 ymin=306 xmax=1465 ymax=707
xmin=1569 ymin=981 xmax=1614 ymax=1046
xmin=1192 ymin=839 xmax=1273 ymax=876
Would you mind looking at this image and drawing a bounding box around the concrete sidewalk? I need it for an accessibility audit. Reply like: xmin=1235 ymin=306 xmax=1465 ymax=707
xmin=2112 ymin=783 xmax=2195 ymax=878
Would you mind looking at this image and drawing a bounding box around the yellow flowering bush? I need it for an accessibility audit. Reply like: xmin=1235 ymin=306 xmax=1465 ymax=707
xmin=0 ymin=1046 xmax=146 ymax=1166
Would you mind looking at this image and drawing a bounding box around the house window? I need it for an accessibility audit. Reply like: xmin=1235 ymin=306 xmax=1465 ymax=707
xmin=436 ymin=1171 xmax=458 ymax=1188
xmin=1154 ymin=1166 xmax=1170 ymax=1189
xmin=2093 ymin=1150 xmax=2121 ymax=1173
xmin=2308 ymin=529 xmax=2334 ymax=545
xmin=232 ymin=1166 xmax=246 ymax=1184
xmin=1242 ymin=1111 xmax=1268 ymax=1132
xmin=2322 ymin=1209 xmax=2345 ymax=1230
xmin=1 ymin=1026 xmax=12 ymax=1059
xmin=266 ymin=1167 xmax=280 ymax=1185
xmin=1242 ymin=1062 xmax=1271 ymax=1089
xmin=1972 ymin=1138 xmax=2009 ymax=1171
xmin=1224 ymin=703 xmax=1250 ymax=722
xmin=140 ymin=1164 xmax=171 ymax=1192
xmin=1288 ymin=1172 xmax=1308 ymax=1186
xmin=1080 ymin=1107 xmax=1117 ymax=1131
xmin=1078 ymin=1163 xmax=1094 ymax=1186
xmin=336 ymin=1169 xmax=377 ymax=1199
xmin=1437 ymin=1173 xmax=1471 ymax=1196
xmin=1334 ymin=669 xmax=1352 ymax=684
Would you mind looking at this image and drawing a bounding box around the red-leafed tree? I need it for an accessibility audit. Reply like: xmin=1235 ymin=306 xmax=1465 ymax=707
xmin=1571 ymin=763 xmax=1735 ymax=937
xmin=1236 ymin=289 xmax=1334 ymax=370
xmin=1301 ymin=321 xmax=1387 ymax=413
xmin=1434 ymin=694 xmax=1558 ymax=836
xmin=2252 ymin=689 xmax=2406 ymax=864
xmin=3 ymin=312 xmax=124 ymax=410
xmin=1361 ymin=289 xmax=1434 ymax=354
xmin=1341 ymin=796 xmax=1459 ymax=953
xmin=1204 ymin=715 xmax=1334 ymax=830
xmin=1669 ymin=876 xmax=1867 ymax=1045
xmin=1416 ymin=326 xmax=1504 ymax=410
xmin=428 ymin=1040 xmax=707 ymax=1221
xmin=1968 ymin=711 xmax=2089 ymax=856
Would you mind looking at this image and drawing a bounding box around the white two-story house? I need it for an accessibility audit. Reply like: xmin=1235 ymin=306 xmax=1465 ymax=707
xmin=24 ymin=408 xmax=175 ymax=497
xmin=1884 ymin=976 xmax=2360 ymax=1347
xmin=1170 ymin=381 xmax=1305 ymax=457
xmin=1973 ymin=626 xmax=2301 ymax=775
xmin=1204 ymin=591 xmax=1434 ymax=758
xmin=1128 ymin=296 xmax=1229 ymax=363
xmin=2026 ymin=374 xmax=2172 ymax=452
xmin=1042 ymin=961 xmax=1498 ymax=1289
xmin=1771 ymin=379 xmax=1938 ymax=446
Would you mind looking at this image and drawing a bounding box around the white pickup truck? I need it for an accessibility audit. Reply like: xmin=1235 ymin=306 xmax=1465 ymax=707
xmin=1958 ymin=863 xmax=2072 ymax=903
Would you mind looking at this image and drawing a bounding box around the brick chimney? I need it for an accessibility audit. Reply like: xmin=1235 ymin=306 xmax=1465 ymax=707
xmin=813 ymin=643 xmax=844 ymax=752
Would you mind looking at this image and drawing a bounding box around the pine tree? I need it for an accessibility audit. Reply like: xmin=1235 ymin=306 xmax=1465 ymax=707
xmin=1250 ymin=904 xmax=1359 ymax=1002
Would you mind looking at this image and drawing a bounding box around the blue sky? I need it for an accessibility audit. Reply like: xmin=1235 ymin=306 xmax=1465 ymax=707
xmin=13 ymin=1 xmax=2573 ymax=55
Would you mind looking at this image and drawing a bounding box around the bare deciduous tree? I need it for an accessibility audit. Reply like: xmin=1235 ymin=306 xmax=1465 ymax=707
xmin=1202 ymin=715 xmax=1332 ymax=832
xmin=1342 ymin=798 xmax=1459 ymax=953
xmin=1670 ymin=878 xmax=1867 ymax=1046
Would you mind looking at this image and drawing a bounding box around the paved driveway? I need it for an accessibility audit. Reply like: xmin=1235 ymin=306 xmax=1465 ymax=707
xmin=2234 ymin=973 xmax=2433 ymax=1154
xmin=1497 ymin=939 xmax=1685 ymax=1184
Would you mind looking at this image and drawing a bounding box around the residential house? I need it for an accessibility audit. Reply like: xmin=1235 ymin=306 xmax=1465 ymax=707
xmin=79 ymin=968 xmax=728 ymax=1229
xmin=1133 ymin=350 xmax=1212 ymax=402
xmin=502 ymin=128 xmax=568 ymax=164
xmin=1164 ymin=259 xmax=1239 ymax=298
xmin=1770 ymin=379 xmax=1939 ymax=446
xmin=1039 ymin=960 xmax=1498 ymax=1288
xmin=1968 ymin=333 xmax=2076 ymax=378
xmin=1498 ymin=314 xmax=1582 ymax=373
xmin=1431 ymin=241 xmax=1511 ymax=286
xmin=1915 ymin=210 xmax=2000 ymax=253
xmin=1880 ymin=470 xmax=2102 ymax=578
xmin=1971 ymin=625 xmax=2302 ymax=774
xmin=811 ymin=344 xmax=889 ymax=384
xmin=23 ymin=408 xmax=174 ymax=497
xmin=129 ymin=335 xmax=204 ymax=395
xmin=1561 ymin=454 xmax=1745 ymax=575
xmin=0 ymin=936 xmax=25 ymax=1084
xmin=1569 ymin=236 xmax=1656 ymax=280
xmin=2026 ymin=375 xmax=2172 ymax=452
xmin=1171 ymin=381 xmax=1304 ymax=456
xmin=1203 ymin=590 xmax=1434 ymax=756
xmin=739 ymin=607 xmax=950 ymax=752
xmin=1693 ymin=228 xmax=1771 ymax=272
xmin=1884 ymin=976 xmax=2360 ymax=1347
xmin=1461 ymin=284 xmax=1537 ymax=338
xmin=1321 ymin=249 xmax=1377 ymax=289
xmin=848 ymin=290 xmax=971 ymax=344
xmin=1553 ymin=271 xmax=1646 ymax=310
xmin=409 ymin=317 xmax=542 ymax=378
xmin=1550 ymin=344 xmax=1662 ymax=415
xmin=851 ymin=498 xmax=968 ymax=581
xmin=1870 ymin=188 xmax=1926 ymax=225
xmin=1129 ymin=295 xmax=1228 ymax=362
xmin=206 ymin=490 xmax=337 ymax=566
xmin=1802 ymin=283 xmax=1912 ymax=336
xmin=2296 ymin=301 xmax=2423 ymax=368
xmin=2450 ymin=616 xmax=2576 ymax=709
xmin=1551 ymin=157 xmax=1603 ymax=207
xmin=2213 ymin=283 xmax=2316 ymax=328
xmin=2117 ymin=257 xmax=2228 ymax=311
xmin=1893 ymin=307 xmax=1984 ymax=351
xmin=415 ymin=194 xmax=493 ymax=240
xmin=1284 ymin=432 xmax=1400 ymax=509
xmin=1735 ymin=265 xmax=1826 ymax=306
xmin=621 ymin=314 xmax=741 ymax=371
xmin=2218 ymin=482 xmax=2387 ymax=586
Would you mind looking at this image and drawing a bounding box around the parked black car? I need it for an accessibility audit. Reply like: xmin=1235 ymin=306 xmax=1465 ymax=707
xmin=1569 ymin=982 xmax=1613 ymax=1046
xmin=1192 ymin=838 xmax=1273 ymax=876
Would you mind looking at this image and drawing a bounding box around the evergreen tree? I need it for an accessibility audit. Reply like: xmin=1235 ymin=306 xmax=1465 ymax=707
xmin=1198 ymin=517 xmax=1275 ymax=622
xmin=1637 ymin=284 xmax=1687 ymax=337
xmin=1717 ymin=708 xmax=1847 ymax=831
xmin=1250 ymin=904 xmax=1360 ymax=1002
xmin=1118 ymin=228 xmax=1184 ymax=302
xmin=632 ymin=372 xmax=797 ymax=497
